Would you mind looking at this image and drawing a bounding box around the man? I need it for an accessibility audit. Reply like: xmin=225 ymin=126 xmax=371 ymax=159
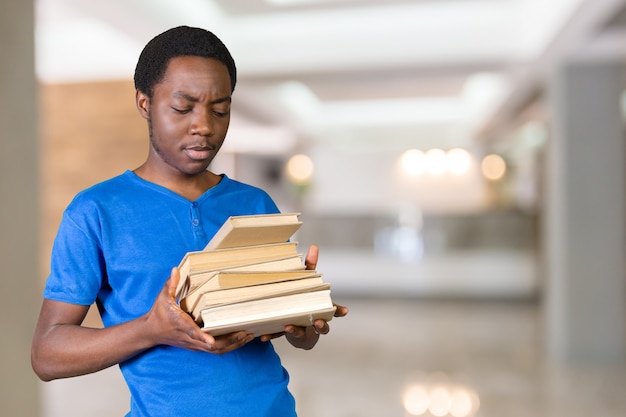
xmin=31 ymin=26 xmax=347 ymax=417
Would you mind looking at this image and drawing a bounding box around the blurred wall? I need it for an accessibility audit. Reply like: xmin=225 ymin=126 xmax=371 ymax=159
xmin=39 ymin=80 xmax=147 ymax=328
xmin=0 ymin=0 xmax=40 ymax=415
xmin=39 ymin=81 xmax=146 ymax=278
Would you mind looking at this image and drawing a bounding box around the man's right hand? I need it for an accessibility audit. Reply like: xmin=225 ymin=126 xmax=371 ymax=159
xmin=145 ymin=267 xmax=254 ymax=355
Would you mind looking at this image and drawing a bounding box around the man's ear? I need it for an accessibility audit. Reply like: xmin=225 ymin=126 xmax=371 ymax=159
xmin=135 ymin=90 xmax=150 ymax=120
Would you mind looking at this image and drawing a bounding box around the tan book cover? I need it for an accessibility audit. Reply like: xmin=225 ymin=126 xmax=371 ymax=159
xmin=204 ymin=213 xmax=302 ymax=251
xmin=187 ymin=278 xmax=328 ymax=320
xmin=176 ymin=241 xmax=299 ymax=298
xmin=179 ymin=253 xmax=305 ymax=300
xmin=200 ymin=290 xmax=336 ymax=336
xmin=180 ymin=269 xmax=320 ymax=313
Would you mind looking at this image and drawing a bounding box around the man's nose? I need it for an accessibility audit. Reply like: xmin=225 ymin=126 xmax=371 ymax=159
xmin=190 ymin=109 xmax=214 ymax=136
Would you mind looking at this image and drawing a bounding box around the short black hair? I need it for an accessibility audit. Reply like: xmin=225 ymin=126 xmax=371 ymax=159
xmin=134 ymin=26 xmax=237 ymax=98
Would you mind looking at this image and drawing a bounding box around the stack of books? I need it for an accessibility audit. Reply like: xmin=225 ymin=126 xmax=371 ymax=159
xmin=175 ymin=213 xmax=336 ymax=336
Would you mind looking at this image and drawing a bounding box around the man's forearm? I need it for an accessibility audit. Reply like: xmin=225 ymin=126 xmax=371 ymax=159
xmin=32 ymin=315 xmax=154 ymax=381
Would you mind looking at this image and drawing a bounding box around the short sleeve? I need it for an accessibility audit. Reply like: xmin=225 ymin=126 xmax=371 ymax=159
xmin=43 ymin=202 xmax=106 ymax=306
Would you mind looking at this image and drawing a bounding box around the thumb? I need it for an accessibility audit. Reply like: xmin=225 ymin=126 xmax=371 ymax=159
xmin=305 ymin=244 xmax=319 ymax=270
xmin=166 ymin=267 xmax=182 ymax=300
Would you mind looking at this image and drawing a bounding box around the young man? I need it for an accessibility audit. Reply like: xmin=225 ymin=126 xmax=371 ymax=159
xmin=31 ymin=26 xmax=347 ymax=417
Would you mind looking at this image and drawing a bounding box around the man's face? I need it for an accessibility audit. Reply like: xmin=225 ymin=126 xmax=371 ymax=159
xmin=138 ymin=56 xmax=232 ymax=177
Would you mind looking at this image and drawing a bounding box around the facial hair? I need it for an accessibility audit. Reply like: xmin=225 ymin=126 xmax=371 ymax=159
xmin=146 ymin=111 xmax=166 ymax=161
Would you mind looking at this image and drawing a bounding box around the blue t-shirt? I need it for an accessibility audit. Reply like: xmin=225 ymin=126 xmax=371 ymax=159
xmin=43 ymin=171 xmax=297 ymax=417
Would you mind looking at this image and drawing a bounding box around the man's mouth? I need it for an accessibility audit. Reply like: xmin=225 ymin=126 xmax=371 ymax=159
xmin=184 ymin=145 xmax=213 ymax=160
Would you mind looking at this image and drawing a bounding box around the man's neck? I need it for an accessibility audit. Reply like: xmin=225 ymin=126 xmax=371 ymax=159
xmin=133 ymin=164 xmax=221 ymax=201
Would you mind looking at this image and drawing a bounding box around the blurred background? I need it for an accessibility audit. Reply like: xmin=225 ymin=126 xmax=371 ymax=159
xmin=1 ymin=0 xmax=625 ymax=416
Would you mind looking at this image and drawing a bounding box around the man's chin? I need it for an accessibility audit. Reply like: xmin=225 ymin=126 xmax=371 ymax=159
xmin=179 ymin=162 xmax=213 ymax=177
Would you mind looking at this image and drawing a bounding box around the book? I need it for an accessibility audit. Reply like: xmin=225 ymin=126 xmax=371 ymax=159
xmin=175 ymin=241 xmax=300 ymax=299
xmin=200 ymin=289 xmax=336 ymax=336
xmin=204 ymin=212 xmax=302 ymax=251
xmin=188 ymin=279 xmax=330 ymax=321
xmin=174 ymin=213 xmax=336 ymax=335
xmin=180 ymin=269 xmax=321 ymax=314
xmin=180 ymin=254 xmax=305 ymax=300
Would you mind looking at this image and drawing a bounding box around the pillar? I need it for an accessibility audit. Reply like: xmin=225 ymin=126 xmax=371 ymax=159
xmin=0 ymin=0 xmax=41 ymax=415
xmin=544 ymin=59 xmax=626 ymax=363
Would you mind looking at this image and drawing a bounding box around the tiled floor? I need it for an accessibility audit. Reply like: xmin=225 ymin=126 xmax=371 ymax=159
xmin=41 ymin=297 xmax=626 ymax=417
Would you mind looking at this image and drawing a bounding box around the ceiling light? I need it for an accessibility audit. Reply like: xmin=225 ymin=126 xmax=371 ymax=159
xmin=286 ymin=154 xmax=314 ymax=185
xmin=446 ymin=148 xmax=472 ymax=175
xmin=425 ymin=149 xmax=447 ymax=176
xmin=400 ymin=149 xmax=426 ymax=177
xmin=481 ymin=154 xmax=506 ymax=181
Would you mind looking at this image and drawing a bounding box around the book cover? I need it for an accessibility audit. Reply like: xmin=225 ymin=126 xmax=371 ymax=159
xmin=204 ymin=213 xmax=302 ymax=251
xmin=200 ymin=290 xmax=336 ymax=336
xmin=180 ymin=270 xmax=321 ymax=313
xmin=178 ymin=254 xmax=304 ymax=300
xmin=175 ymin=241 xmax=300 ymax=298
xmin=189 ymin=281 xmax=330 ymax=321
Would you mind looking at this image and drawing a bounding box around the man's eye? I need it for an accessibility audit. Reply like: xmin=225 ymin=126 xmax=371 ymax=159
xmin=213 ymin=110 xmax=230 ymax=117
xmin=172 ymin=107 xmax=191 ymax=114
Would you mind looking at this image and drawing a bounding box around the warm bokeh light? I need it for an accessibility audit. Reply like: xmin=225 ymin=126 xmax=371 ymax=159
xmin=449 ymin=388 xmax=473 ymax=417
xmin=285 ymin=153 xmax=314 ymax=185
xmin=403 ymin=384 xmax=430 ymax=415
xmin=429 ymin=386 xmax=452 ymax=416
xmin=446 ymin=148 xmax=472 ymax=175
xmin=481 ymin=153 xmax=506 ymax=181
xmin=402 ymin=377 xmax=480 ymax=417
xmin=399 ymin=147 xmax=476 ymax=179
xmin=425 ymin=148 xmax=448 ymax=176
xmin=401 ymin=149 xmax=426 ymax=176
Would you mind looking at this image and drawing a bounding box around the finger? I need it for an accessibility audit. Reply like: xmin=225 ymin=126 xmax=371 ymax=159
xmin=260 ymin=331 xmax=286 ymax=342
xmin=195 ymin=329 xmax=215 ymax=346
xmin=305 ymin=244 xmax=319 ymax=270
xmin=283 ymin=325 xmax=307 ymax=338
xmin=333 ymin=304 xmax=349 ymax=317
xmin=183 ymin=317 xmax=216 ymax=347
xmin=165 ymin=267 xmax=181 ymax=299
xmin=313 ymin=319 xmax=330 ymax=335
xmin=185 ymin=337 xmax=215 ymax=352
xmin=161 ymin=325 xmax=215 ymax=353
xmin=209 ymin=332 xmax=253 ymax=354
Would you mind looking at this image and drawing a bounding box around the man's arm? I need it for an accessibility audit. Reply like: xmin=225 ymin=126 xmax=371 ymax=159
xmin=31 ymin=299 xmax=156 ymax=381
xmin=31 ymin=268 xmax=254 ymax=381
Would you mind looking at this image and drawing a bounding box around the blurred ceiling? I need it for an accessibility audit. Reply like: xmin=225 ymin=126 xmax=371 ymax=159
xmin=35 ymin=0 xmax=626 ymax=154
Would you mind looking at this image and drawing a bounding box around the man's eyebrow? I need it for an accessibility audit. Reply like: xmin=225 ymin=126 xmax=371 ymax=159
xmin=173 ymin=91 xmax=231 ymax=104
xmin=212 ymin=96 xmax=232 ymax=104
